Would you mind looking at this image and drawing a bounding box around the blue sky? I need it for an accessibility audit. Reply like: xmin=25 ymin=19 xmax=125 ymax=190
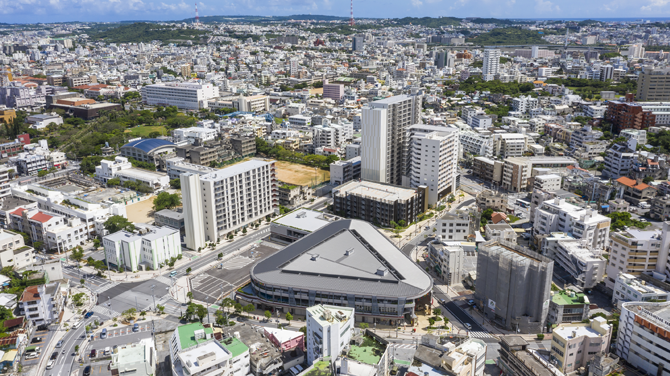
xmin=2 ymin=0 xmax=670 ymax=24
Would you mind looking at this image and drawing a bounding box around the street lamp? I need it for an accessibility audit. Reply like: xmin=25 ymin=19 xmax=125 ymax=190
xmin=151 ymin=284 xmax=156 ymax=312
xmin=107 ymin=296 xmax=112 ymax=317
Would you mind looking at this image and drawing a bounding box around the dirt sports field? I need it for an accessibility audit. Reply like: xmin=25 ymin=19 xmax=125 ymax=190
xmin=126 ymin=197 xmax=155 ymax=223
xmin=275 ymin=161 xmax=330 ymax=186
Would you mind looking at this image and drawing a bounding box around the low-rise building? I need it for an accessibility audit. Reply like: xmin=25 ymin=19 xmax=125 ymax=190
xmin=169 ymin=323 xmax=240 ymax=376
xmin=330 ymin=157 xmax=361 ymax=186
xmin=18 ymin=281 xmax=65 ymax=326
xmin=533 ymin=174 xmax=561 ymax=192
xmin=9 ymin=208 xmax=89 ymax=253
xmin=612 ymin=273 xmax=670 ymax=309
xmin=110 ymin=338 xmax=157 ymax=376
xmin=95 ymin=156 xmax=169 ymax=191
xmin=173 ymin=127 xmax=217 ymax=145
xmin=614 ymin=176 xmax=657 ymax=206
xmin=25 ymin=113 xmax=62 ymax=130
xmin=533 ymin=198 xmax=611 ymax=251
xmin=0 ymin=230 xmax=33 ymax=270
xmin=270 ymin=208 xmax=340 ymax=244
xmin=426 ymin=240 xmax=464 ymax=286
xmin=437 ymin=211 xmax=472 ymax=242
xmin=550 ymin=317 xmax=612 ymax=374
xmin=103 ymin=225 xmax=182 ymax=272
xmin=553 ymin=240 xmax=607 ymax=289
xmin=499 ymin=336 xmax=561 ymax=376
xmin=547 ymin=290 xmax=590 ymax=324
xmin=485 ymin=223 xmax=517 ymax=244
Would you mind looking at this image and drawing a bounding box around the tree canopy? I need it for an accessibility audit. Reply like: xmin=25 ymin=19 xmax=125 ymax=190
xmin=104 ymin=215 xmax=135 ymax=233
xmin=153 ymin=192 xmax=181 ymax=212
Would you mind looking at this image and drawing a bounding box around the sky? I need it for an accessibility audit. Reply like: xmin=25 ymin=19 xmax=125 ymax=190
xmin=2 ymin=0 xmax=670 ymax=24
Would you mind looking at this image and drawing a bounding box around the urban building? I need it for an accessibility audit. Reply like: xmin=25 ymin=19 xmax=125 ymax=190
xmin=103 ymin=225 xmax=182 ymax=272
xmin=636 ymin=68 xmax=670 ymax=101
xmin=233 ymin=95 xmax=269 ymax=113
xmin=230 ymin=136 xmax=256 ymax=157
xmin=181 ymin=173 xmax=206 ymax=251
xmin=475 ymin=241 xmax=553 ymax=333
xmin=613 ymin=273 xmax=670 ymax=309
xmin=501 ymin=157 xmax=576 ymax=192
xmin=241 ymin=219 xmax=433 ymax=325
xmin=360 ymin=94 xmax=421 ymax=185
xmin=533 ymin=198 xmax=611 ymax=251
xmin=616 ymin=301 xmax=670 ymax=376
xmin=547 ymin=290 xmax=590 ymax=324
xmin=552 ymin=240 xmax=607 ymax=289
xmin=485 ymin=223 xmax=517 ymax=244
xmin=322 ymin=81 xmax=344 ymax=101
xmin=270 ymin=208 xmax=340 ymax=243
xmin=603 ymin=142 xmax=636 ymax=179
xmin=154 ymin=209 xmax=184 ymax=234
xmin=110 ymin=339 xmax=157 ymax=376
xmin=0 ymin=230 xmax=34 ymax=270
xmin=18 ymin=282 xmax=64 ymax=326
xmin=25 ymin=113 xmax=62 ymax=130
xmin=95 ymin=156 xmax=170 ymax=191
xmin=305 ymin=304 xmax=354 ymax=365
xmin=332 ymin=180 xmax=427 ymax=227
xmin=409 ymin=127 xmax=460 ymax=206
xmin=606 ymin=99 xmax=656 ymax=133
xmin=606 ymin=227 xmax=666 ymax=289
xmin=173 ymin=127 xmax=217 ymax=144
xmin=482 ymin=49 xmax=501 ymax=81
xmin=533 ymin=174 xmax=561 ymax=192
xmin=141 ymin=82 xmax=220 ymax=110
xmin=550 ymin=317 xmax=612 ymax=374
xmin=182 ymin=159 xmax=277 ymax=243
xmin=472 ymin=157 xmax=503 ymax=184
xmin=329 ymin=157 xmax=361 ymax=186
xmin=437 ymin=211 xmax=472 ymax=242
xmin=9 ymin=152 xmax=48 ymax=176
xmin=499 ymin=336 xmax=562 ymax=376
xmin=426 ymin=240 xmax=464 ymax=285
xmin=9 ymin=208 xmax=89 ymax=253
xmin=492 ymin=134 xmax=526 ymax=158
xmin=614 ymin=176 xmax=657 ymax=206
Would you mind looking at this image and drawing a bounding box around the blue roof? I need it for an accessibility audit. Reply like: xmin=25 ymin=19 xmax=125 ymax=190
xmin=122 ymin=139 xmax=175 ymax=153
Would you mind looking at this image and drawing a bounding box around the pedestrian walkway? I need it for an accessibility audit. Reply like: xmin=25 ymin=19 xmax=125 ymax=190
xmin=391 ymin=343 xmax=416 ymax=350
xmin=95 ymin=281 xmax=117 ymax=294
xmin=469 ymin=331 xmax=495 ymax=339
xmin=155 ymin=275 xmax=172 ymax=285
xmin=91 ymin=305 xmax=121 ymax=317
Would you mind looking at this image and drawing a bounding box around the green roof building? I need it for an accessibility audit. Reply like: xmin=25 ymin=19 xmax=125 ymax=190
xmin=547 ymin=290 xmax=590 ymax=324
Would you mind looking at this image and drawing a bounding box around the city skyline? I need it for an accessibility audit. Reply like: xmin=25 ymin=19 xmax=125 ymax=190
xmin=2 ymin=0 xmax=670 ymax=24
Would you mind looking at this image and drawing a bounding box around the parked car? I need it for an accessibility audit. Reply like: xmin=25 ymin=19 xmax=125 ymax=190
xmin=90 ymin=349 xmax=97 ymax=358
xmin=30 ymin=337 xmax=42 ymax=344
xmin=133 ymin=324 xmax=139 ymax=332
xmin=25 ymin=353 xmax=39 ymax=360
xmin=467 ymin=300 xmax=475 ymax=306
xmin=84 ymin=312 xmax=94 ymax=319
xmin=83 ymin=366 xmax=91 ymax=376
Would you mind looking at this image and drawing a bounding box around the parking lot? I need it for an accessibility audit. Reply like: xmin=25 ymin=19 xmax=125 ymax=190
xmin=98 ymin=278 xmax=170 ymax=317
xmin=22 ymin=326 xmax=55 ymax=367
xmin=190 ymin=243 xmax=280 ymax=302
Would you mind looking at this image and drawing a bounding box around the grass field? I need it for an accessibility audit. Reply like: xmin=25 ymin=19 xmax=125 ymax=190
xmin=125 ymin=125 xmax=168 ymax=137
xmin=275 ymin=161 xmax=330 ymax=186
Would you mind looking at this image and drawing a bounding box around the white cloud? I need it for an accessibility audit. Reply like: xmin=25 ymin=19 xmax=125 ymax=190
xmin=411 ymin=0 xmax=423 ymax=7
xmin=534 ymin=0 xmax=559 ymax=13
xmin=641 ymin=0 xmax=670 ymax=11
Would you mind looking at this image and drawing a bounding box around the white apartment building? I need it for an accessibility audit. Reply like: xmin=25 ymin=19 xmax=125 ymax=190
xmin=286 ymin=103 xmax=306 ymax=116
xmin=288 ymin=115 xmax=311 ymax=127
xmin=603 ymin=143 xmax=636 ymax=179
xmin=553 ymin=240 xmax=606 ymax=289
xmin=409 ymin=128 xmax=459 ymax=206
xmin=585 ymin=105 xmax=607 ymax=119
xmin=482 ymin=49 xmax=501 ymax=81
xmin=25 ymin=113 xmax=63 ymax=130
xmin=306 ymin=305 xmax=354 ymax=365
xmin=607 ymin=227 xmax=667 ymax=290
xmin=620 ymin=129 xmax=648 ymax=146
xmin=534 ymin=198 xmax=611 ymax=251
xmin=511 ymin=95 xmax=539 ymax=114
xmin=459 ymin=131 xmax=493 ymax=158
xmin=234 ymin=95 xmax=269 ymax=113
xmin=616 ymin=301 xmax=670 ymax=376
xmin=492 ymin=134 xmax=526 ymax=158
xmin=170 ymin=323 xmax=247 ymax=376
xmin=427 ymin=241 xmax=465 ymax=286
xmin=471 ymin=115 xmax=493 ymax=129
xmin=8 ymin=208 xmax=89 ymax=253
xmin=613 ymin=273 xmax=670 ymax=309
xmin=550 ymin=317 xmax=612 ymax=374
xmin=173 ymin=127 xmax=217 ymax=144
xmin=183 ymin=159 xmax=277 ymax=243
xmin=103 ymin=226 xmax=182 ymax=272
xmin=166 ymin=157 xmax=218 ymax=180
xmin=312 ymin=126 xmax=337 ymax=149
xmin=111 ymin=339 xmax=157 ymax=376
xmin=18 ymin=281 xmax=64 ymax=325
xmin=438 ymin=211 xmax=471 ymax=242
xmin=0 ymin=230 xmax=33 ymax=270
xmin=141 ymin=82 xmax=220 ymax=110
xmin=533 ymin=174 xmax=561 ymax=191
xmin=10 ymin=152 xmax=49 ymax=176
xmin=485 ymin=223 xmax=517 ymax=244
xmin=0 ymin=167 xmax=9 ymax=201
xmin=570 ymin=126 xmax=604 ymax=150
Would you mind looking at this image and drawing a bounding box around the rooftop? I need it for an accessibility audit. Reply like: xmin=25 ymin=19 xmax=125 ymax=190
xmin=334 ymin=180 xmax=418 ymax=202
xmin=122 ymin=138 xmax=175 ymax=153
xmin=200 ymin=159 xmax=274 ymax=182
xmin=252 ymin=219 xmax=432 ymax=299
xmin=273 ymin=208 xmax=341 ymax=233
xmin=176 ymin=322 xmax=214 ymax=350
xmin=220 ymin=336 xmax=248 ymax=358
xmin=552 ymin=290 xmax=588 ymax=306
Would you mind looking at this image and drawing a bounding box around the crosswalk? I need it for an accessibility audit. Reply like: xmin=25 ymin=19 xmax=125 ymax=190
xmin=92 ymin=304 xmax=121 ymax=318
xmin=469 ymin=331 xmax=494 ymax=339
xmin=155 ymin=275 xmax=172 ymax=285
xmin=391 ymin=343 xmax=416 ymax=349
xmin=95 ymin=281 xmax=117 ymax=294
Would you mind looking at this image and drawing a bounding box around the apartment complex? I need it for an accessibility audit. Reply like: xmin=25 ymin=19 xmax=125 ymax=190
xmin=613 ymin=273 xmax=670 ymax=309
xmin=0 ymin=230 xmax=34 ymax=270
xmin=322 ymin=81 xmax=344 ymax=101
xmin=547 ymin=290 xmax=590 ymax=324
xmin=606 ymin=227 xmax=666 ymax=289
xmin=18 ymin=282 xmax=64 ymax=326
xmin=499 ymin=336 xmax=562 ymax=376
xmin=502 ymin=157 xmax=576 ymax=192
xmin=475 ymin=241 xmax=553 ymax=333
xmin=360 ymin=94 xmax=421 ymax=185
xmin=141 ymin=82 xmax=220 ymax=110
xmin=551 ymin=240 xmax=607 ymax=289
xmin=332 ymin=180 xmax=426 ymax=227
xmin=9 ymin=208 xmax=89 ymax=253
xmin=437 ymin=211 xmax=472 ymax=242
xmin=426 ymin=240 xmax=464 ymax=285
xmin=329 ymin=156 xmax=361 ymax=186
xmin=550 ymin=317 xmax=612 ymax=374
xmin=182 ymin=159 xmax=277 ymax=243
xmin=533 ymin=198 xmax=611 ymax=251
xmin=409 ymin=127 xmax=459 ymax=206
xmin=482 ymin=49 xmax=501 ymax=81
xmin=103 ymin=226 xmax=182 ymax=272
xmin=606 ymin=99 xmax=656 ymax=133
xmin=616 ymin=301 xmax=670 ymax=376
xmin=603 ymin=143 xmax=636 ymax=179
xmin=636 ymin=68 xmax=670 ymax=101
xmin=305 ymin=305 xmax=354 ymax=365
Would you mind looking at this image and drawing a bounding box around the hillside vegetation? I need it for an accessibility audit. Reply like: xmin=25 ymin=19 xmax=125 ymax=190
xmin=468 ymin=28 xmax=552 ymax=45
xmin=90 ymin=23 xmax=207 ymax=43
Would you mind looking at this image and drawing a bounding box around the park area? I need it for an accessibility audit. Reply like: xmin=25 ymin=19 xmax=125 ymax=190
xmin=125 ymin=125 xmax=168 ymax=137
xmin=275 ymin=161 xmax=329 ymax=187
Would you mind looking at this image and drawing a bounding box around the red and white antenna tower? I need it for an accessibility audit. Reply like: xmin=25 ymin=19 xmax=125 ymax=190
xmin=349 ymin=0 xmax=354 ymax=26
xmin=195 ymin=2 xmax=199 ymax=24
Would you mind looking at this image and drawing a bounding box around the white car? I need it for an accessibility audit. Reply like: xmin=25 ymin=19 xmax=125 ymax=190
xmin=25 ymin=353 xmax=39 ymax=360
xmin=464 ymin=323 xmax=472 ymax=330
xmin=46 ymin=360 xmax=55 ymax=370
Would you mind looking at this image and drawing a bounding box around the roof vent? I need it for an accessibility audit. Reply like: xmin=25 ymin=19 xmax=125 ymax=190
xmin=345 ymin=248 xmax=355 ymax=256
xmin=310 ymin=254 xmax=320 ymax=261
xmin=376 ymin=267 xmax=388 ymax=276
xmin=296 ymin=211 xmax=306 ymax=218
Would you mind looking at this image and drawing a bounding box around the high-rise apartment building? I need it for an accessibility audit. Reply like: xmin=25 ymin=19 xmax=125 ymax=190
xmin=305 ymin=305 xmax=354 ymax=365
xmin=360 ymin=94 xmax=421 ymax=185
xmin=482 ymin=49 xmax=501 ymax=81
xmin=182 ymin=160 xmax=277 ymax=243
xmin=637 ymin=68 xmax=670 ymax=101
xmin=616 ymin=301 xmax=670 ymax=376
xmin=352 ymin=36 xmax=364 ymax=52
xmin=606 ymin=225 xmax=670 ymax=289
xmin=534 ymin=198 xmax=611 ymax=251
xmin=408 ymin=126 xmax=459 ymax=206
xmin=181 ymin=173 xmax=206 ymax=250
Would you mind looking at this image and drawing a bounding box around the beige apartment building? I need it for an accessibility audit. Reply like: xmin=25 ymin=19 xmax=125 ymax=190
xmin=550 ymin=317 xmax=612 ymax=374
xmin=636 ymin=68 xmax=670 ymax=101
xmin=607 ymin=228 xmax=664 ymax=290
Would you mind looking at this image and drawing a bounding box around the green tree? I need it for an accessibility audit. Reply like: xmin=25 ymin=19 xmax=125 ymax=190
xmin=169 ymin=179 xmax=181 ymax=189
xmin=122 ymin=308 xmax=137 ymax=321
xmin=433 ymin=308 xmax=442 ymax=316
xmin=186 ymin=267 xmax=192 ymax=274
xmin=242 ymin=227 xmax=247 ymax=234
xmin=156 ymin=304 xmax=165 ymax=314
xmin=80 ymin=278 xmax=85 ymax=286
xmin=70 ymin=247 xmax=84 ymax=266
xmin=93 ymin=238 xmax=101 ymax=248
xmin=264 ymin=310 xmax=272 ymax=321
xmin=196 ymin=304 xmax=208 ymax=322
xmin=643 ymin=176 xmax=654 ymax=184
xmin=359 ymin=323 xmax=369 ymax=329
xmin=104 ymin=215 xmax=135 ymax=233
xmin=234 ymin=303 xmax=243 ymax=315
xmin=107 ymin=178 xmax=121 ymax=186
xmin=72 ymin=292 xmax=86 ymax=306
xmin=243 ymin=303 xmax=255 ymax=317
xmin=187 ymin=291 xmax=193 ymax=303
xmin=285 ymin=312 xmax=293 ymax=325
xmin=37 ymin=170 xmax=48 ymax=177
xmin=153 ymin=192 xmax=181 ymax=211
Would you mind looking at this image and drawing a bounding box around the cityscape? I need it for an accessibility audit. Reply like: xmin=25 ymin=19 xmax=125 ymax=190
xmin=0 ymin=7 xmax=669 ymax=376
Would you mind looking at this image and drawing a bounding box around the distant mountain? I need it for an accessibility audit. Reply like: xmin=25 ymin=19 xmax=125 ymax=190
xmin=177 ymin=14 xmax=350 ymax=24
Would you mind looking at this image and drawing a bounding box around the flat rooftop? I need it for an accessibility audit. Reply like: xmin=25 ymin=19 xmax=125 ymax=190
xmin=334 ymin=180 xmax=417 ymax=202
xmin=273 ymin=208 xmax=341 ymax=233
xmin=201 ymin=159 xmax=274 ymax=182
xmin=117 ymin=167 xmax=167 ymax=180
xmin=252 ymin=219 xmax=432 ymax=299
xmin=629 ymin=301 xmax=670 ymax=323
